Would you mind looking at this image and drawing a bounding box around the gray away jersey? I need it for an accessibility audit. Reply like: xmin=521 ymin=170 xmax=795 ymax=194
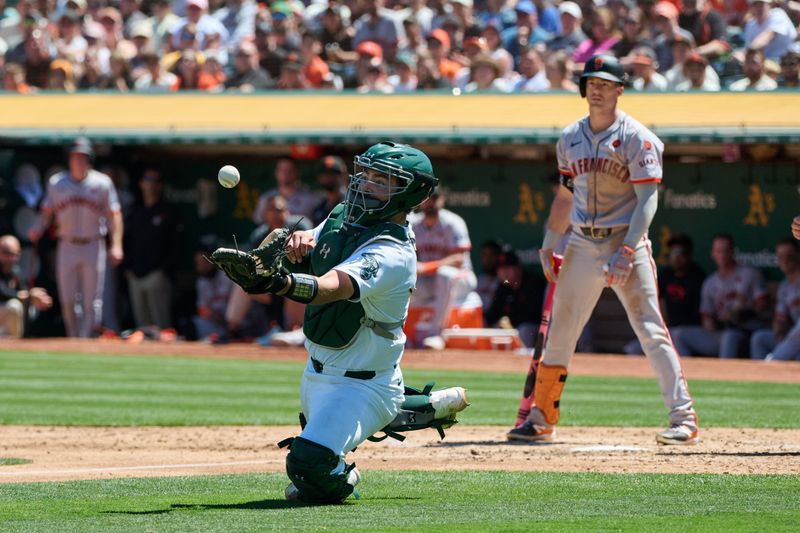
xmin=42 ymin=170 xmax=121 ymax=240
xmin=557 ymin=111 xmax=664 ymax=229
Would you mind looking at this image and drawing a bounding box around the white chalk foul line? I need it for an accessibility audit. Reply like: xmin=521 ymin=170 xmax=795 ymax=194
xmin=0 ymin=459 xmax=283 ymax=477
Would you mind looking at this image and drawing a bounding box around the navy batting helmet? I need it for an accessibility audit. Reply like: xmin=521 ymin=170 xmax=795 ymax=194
xmin=579 ymin=55 xmax=626 ymax=97
xmin=68 ymin=137 xmax=95 ymax=161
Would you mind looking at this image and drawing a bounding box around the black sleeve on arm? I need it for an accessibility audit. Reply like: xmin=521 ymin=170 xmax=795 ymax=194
xmin=348 ymin=274 xmax=360 ymax=300
xmin=560 ymin=173 xmax=575 ymax=193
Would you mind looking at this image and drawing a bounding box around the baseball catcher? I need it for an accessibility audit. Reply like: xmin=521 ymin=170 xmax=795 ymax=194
xmin=210 ymin=142 xmax=469 ymax=504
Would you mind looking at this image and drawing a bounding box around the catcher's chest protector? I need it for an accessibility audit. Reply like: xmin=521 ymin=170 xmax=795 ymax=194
xmin=303 ymin=204 xmax=409 ymax=348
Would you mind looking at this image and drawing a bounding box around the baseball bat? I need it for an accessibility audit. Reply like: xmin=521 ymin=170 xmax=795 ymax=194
xmin=514 ymin=254 xmax=562 ymax=428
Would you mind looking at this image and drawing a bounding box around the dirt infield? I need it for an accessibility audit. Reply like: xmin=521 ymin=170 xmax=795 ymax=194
xmin=1 ymin=339 xmax=800 ymax=483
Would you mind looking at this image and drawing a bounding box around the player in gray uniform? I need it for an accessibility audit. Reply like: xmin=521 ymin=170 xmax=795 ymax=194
xmin=29 ymin=138 xmax=124 ymax=338
xmin=671 ymin=234 xmax=768 ymax=358
xmin=750 ymin=239 xmax=800 ymax=360
xmin=507 ymin=55 xmax=699 ymax=445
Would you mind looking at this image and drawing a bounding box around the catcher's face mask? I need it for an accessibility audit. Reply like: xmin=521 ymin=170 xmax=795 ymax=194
xmin=344 ymin=141 xmax=438 ymax=226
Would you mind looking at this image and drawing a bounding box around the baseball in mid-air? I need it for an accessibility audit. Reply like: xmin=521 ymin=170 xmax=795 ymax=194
xmin=218 ymin=165 xmax=240 ymax=188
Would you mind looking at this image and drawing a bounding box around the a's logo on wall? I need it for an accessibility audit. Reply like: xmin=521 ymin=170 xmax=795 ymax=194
xmin=232 ymin=181 xmax=260 ymax=220
xmin=513 ymin=183 xmax=546 ymax=224
xmin=743 ymin=184 xmax=775 ymax=227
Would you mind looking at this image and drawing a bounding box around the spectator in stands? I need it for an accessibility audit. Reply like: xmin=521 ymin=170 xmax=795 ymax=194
xmin=275 ymin=52 xmax=309 ymax=89
xmin=197 ymin=49 xmax=226 ymax=90
xmin=0 ymin=234 xmax=53 ymax=338
xmin=388 ymin=51 xmax=418 ymax=92
xmin=675 ymin=51 xmax=720 ymax=90
xmin=485 ymin=246 xmax=546 ymax=347
xmin=651 ymin=1 xmax=695 ymax=73
xmin=664 ymin=32 xmax=722 ymax=89
xmin=408 ymin=188 xmax=482 ymax=350
xmin=357 ymin=56 xmax=394 ymax=93
xmin=311 ymin=155 xmax=348 ymax=225
xmin=611 ymin=7 xmax=653 ymax=64
xmin=134 ymin=52 xmax=179 ymax=91
xmin=21 ymin=25 xmax=53 ymax=88
xmin=743 ymin=0 xmax=797 ymax=62
xmin=213 ymin=0 xmax=257 ymax=49
xmin=477 ymin=239 xmax=502 ymax=313
xmin=427 ymin=28 xmax=461 ymax=83
xmin=149 ymin=0 xmax=181 ymax=52
xmin=300 ymin=31 xmax=331 ymax=88
xmin=450 ymin=0 xmax=476 ymax=31
xmin=512 ymin=46 xmax=549 ymax=91
xmin=729 ymin=47 xmax=778 ymax=90
xmin=778 ymin=50 xmax=800 ymax=87
xmin=319 ymin=6 xmax=357 ymax=67
xmin=544 ymin=50 xmax=579 ymax=91
xmin=192 ymin=237 xmax=234 ymax=341
xmin=750 ymin=239 xmax=800 ymax=361
xmin=630 ymin=46 xmax=668 ymax=90
xmin=416 ymin=51 xmax=452 ymax=89
xmin=102 ymin=50 xmax=134 ymax=91
xmin=679 ymin=0 xmax=729 ymax=60
xmin=625 ymin=233 xmax=706 ymax=354
xmin=503 ymin=0 xmax=551 ymax=69
xmin=400 ymin=17 xmax=427 ymax=57
xmin=547 ymin=1 xmax=586 ymax=55
xmin=252 ymin=157 xmax=320 ymax=224
xmin=225 ymin=40 xmax=273 ymax=91
xmin=572 ymin=7 xmax=620 ymax=65
xmin=3 ymin=63 xmax=36 ymax=93
xmin=672 ymin=234 xmax=770 ymax=358
xmin=173 ymin=48 xmax=203 ymax=90
xmin=47 ymin=59 xmax=77 ymax=92
xmin=464 ymin=51 xmax=509 ymax=92
xmin=119 ymin=0 xmax=148 ymax=39
xmin=352 ymin=0 xmax=403 ymax=61
xmin=97 ymin=7 xmax=126 ymax=51
xmin=711 ymin=0 xmax=749 ymax=27
xmin=399 ymin=0 xmax=434 ymax=35
xmin=55 ymin=10 xmax=88 ymax=62
xmin=534 ymin=0 xmax=565 ymax=35
xmin=170 ymin=0 xmax=229 ymax=52
xmin=123 ymin=169 xmax=183 ymax=331
xmin=481 ymin=19 xmax=515 ymax=76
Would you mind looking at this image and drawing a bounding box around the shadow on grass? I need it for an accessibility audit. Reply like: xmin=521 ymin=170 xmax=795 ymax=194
xmin=104 ymin=495 xmax=421 ymax=515
xmin=103 ymin=499 xmax=317 ymax=515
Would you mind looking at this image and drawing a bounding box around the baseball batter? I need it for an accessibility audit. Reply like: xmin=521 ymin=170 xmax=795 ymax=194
xmin=507 ymin=55 xmax=699 ymax=445
xmin=210 ymin=142 xmax=468 ymax=504
xmin=29 ymin=138 xmax=123 ymax=338
xmin=408 ymin=190 xmax=481 ymax=348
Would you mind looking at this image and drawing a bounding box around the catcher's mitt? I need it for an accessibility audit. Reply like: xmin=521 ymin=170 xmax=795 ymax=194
xmin=209 ymin=228 xmax=291 ymax=294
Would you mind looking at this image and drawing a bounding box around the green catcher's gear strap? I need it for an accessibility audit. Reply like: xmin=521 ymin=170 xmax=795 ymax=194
xmin=283 ymin=437 xmax=357 ymax=504
xmin=367 ymin=382 xmax=467 ymax=443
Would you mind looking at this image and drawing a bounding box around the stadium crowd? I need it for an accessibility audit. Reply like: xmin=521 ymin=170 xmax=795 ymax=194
xmin=1 ymin=0 xmax=799 ymax=93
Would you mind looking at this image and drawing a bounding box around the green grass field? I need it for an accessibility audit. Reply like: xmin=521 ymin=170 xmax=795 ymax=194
xmin=1 ymin=350 xmax=798 ymax=532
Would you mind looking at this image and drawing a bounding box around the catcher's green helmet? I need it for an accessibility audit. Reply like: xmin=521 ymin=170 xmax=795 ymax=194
xmin=579 ymin=54 xmax=626 ymax=97
xmin=344 ymin=141 xmax=438 ymax=226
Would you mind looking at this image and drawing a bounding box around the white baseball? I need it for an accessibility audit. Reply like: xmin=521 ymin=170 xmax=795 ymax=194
xmin=218 ymin=165 xmax=240 ymax=188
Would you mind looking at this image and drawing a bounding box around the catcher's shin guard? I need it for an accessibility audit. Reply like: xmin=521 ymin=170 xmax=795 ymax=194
xmin=368 ymin=382 xmax=469 ymax=442
xmin=533 ymin=363 xmax=568 ymax=425
xmin=284 ymin=437 xmax=358 ymax=504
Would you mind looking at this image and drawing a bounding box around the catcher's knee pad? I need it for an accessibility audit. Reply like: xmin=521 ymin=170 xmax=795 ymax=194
xmin=285 ymin=437 xmax=355 ymax=504
xmin=533 ymin=363 xmax=568 ymax=425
